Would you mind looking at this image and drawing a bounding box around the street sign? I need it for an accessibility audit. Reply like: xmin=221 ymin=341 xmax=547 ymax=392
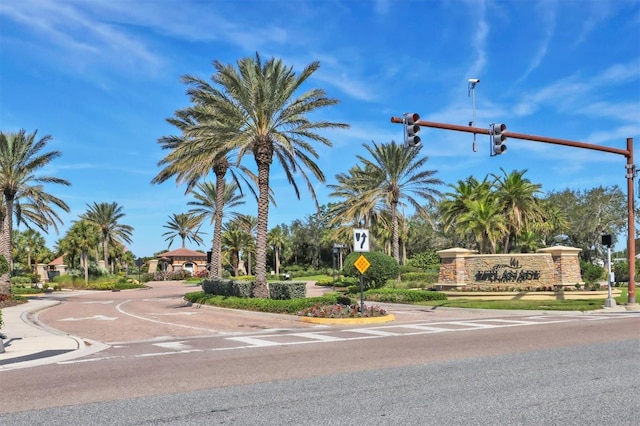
xmin=354 ymin=255 xmax=371 ymax=274
xmin=354 ymin=228 xmax=370 ymax=252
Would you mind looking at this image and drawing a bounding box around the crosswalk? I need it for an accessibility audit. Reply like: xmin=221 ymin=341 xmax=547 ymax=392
xmin=58 ymin=312 xmax=638 ymax=365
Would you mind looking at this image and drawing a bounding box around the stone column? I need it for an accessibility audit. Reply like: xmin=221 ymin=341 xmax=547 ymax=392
xmin=537 ymin=246 xmax=583 ymax=289
xmin=436 ymin=248 xmax=478 ymax=290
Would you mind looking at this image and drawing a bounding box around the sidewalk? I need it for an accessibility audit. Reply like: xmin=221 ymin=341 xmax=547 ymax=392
xmin=0 ymin=298 xmax=107 ymax=371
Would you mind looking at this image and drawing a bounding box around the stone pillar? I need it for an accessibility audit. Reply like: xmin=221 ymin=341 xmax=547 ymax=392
xmin=537 ymin=246 xmax=583 ymax=289
xmin=36 ymin=263 xmax=49 ymax=283
xmin=436 ymin=248 xmax=478 ymax=290
xmin=147 ymin=259 xmax=158 ymax=274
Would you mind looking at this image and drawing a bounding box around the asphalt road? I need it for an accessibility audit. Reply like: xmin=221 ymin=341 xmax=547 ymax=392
xmin=0 ymin=281 xmax=638 ymax=424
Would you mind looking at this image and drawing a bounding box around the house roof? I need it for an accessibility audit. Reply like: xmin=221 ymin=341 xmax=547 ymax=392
xmin=49 ymin=255 xmax=65 ymax=266
xmin=156 ymin=248 xmax=207 ymax=258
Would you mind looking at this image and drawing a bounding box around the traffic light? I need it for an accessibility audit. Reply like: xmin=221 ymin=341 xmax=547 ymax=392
xmin=491 ymin=123 xmax=507 ymax=155
xmin=404 ymin=113 xmax=421 ymax=148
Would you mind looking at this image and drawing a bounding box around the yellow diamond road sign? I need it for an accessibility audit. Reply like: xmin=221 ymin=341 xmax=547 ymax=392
xmin=354 ymin=255 xmax=370 ymax=274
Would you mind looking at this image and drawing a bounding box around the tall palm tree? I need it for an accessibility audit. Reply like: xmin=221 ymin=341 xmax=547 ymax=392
xmin=221 ymin=221 xmax=251 ymax=277
xmin=440 ymin=176 xmax=493 ymax=249
xmin=83 ymin=202 xmax=134 ymax=271
xmin=491 ymin=168 xmax=544 ymax=253
xmin=354 ymin=140 xmax=442 ymax=263
xmin=233 ymin=213 xmax=258 ymax=275
xmin=181 ymin=53 xmax=348 ymax=297
xmin=456 ymin=195 xmax=507 ymax=254
xmin=0 ymin=129 xmax=70 ymax=294
xmin=327 ymin=165 xmax=383 ymax=231
xmin=152 ymin=107 xmax=258 ymax=279
xmin=21 ymin=228 xmax=46 ymax=273
xmin=162 ymin=213 xmax=204 ymax=249
xmin=187 ymin=180 xmax=245 ymax=276
xmin=267 ymin=225 xmax=288 ymax=275
xmin=66 ymin=219 xmax=100 ymax=285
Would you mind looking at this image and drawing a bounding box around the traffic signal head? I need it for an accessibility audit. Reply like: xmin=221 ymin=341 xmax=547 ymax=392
xmin=404 ymin=113 xmax=421 ymax=148
xmin=491 ymin=123 xmax=507 ymax=155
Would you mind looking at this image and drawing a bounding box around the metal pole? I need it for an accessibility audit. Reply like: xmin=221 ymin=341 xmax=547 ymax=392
xmin=605 ymin=244 xmax=616 ymax=308
xmin=359 ymin=274 xmax=365 ymax=314
xmin=626 ymin=138 xmax=636 ymax=304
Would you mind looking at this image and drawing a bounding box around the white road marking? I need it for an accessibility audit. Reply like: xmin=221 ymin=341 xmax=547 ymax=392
xmin=58 ymin=315 xmax=118 ymax=321
xmin=148 ymin=312 xmax=200 ymax=316
xmin=153 ymin=341 xmax=193 ymax=350
xmin=115 ymin=300 xmax=223 ymax=333
xmin=56 ymin=313 xmax=639 ymax=365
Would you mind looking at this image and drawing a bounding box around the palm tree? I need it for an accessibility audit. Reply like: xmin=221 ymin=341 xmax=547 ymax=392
xmin=83 ymin=202 xmax=134 ymax=271
xmin=440 ymin=176 xmax=493 ymax=249
xmin=162 ymin=213 xmax=204 ymax=249
xmin=327 ymin=165 xmax=383 ymax=233
xmin=456 ymin=195 xmax=507 ymax=254
xmin=353 ymin=140 xmax=442 ymax=263
xmin=21 ymin=228 xmax=46 ymax=273
xmin=233 ymin=213 xmax=258 ymax=275
xmin=267 ymin=225 xmax=288 ymax=275
xmin=152 ymin=108 xmax=258 ymax=279
xmin=66 ymin=219 xmax=100 ymax=285
xmin=221 ymin=221 xmax=251 ymax=277
xmin=0 ymin=129 xmax=70 ymax=294
xmin=181 ymin=53 xmax=348 ymax=297
xmin=187 ymin=180 xmax=245 ymax=276
xmin=491 ymin=169 xmax=544 ymax=253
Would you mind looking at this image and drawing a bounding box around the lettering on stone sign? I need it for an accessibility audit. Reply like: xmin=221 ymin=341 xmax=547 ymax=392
xmin=475 ymin=257 xmax=541 ymax=283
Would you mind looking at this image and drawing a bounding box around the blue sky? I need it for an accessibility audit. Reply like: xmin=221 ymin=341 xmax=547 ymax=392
xmin=1 ymin=0 xmax=639 ymax=258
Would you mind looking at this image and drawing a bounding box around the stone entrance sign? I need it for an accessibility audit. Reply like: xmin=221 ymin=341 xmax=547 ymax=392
xmin=436 ymin=246 xmax=583 ymax=290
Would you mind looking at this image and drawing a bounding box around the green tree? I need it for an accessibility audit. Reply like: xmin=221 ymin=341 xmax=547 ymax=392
xmin=341 ymin=141 xmax=442 ymax=264
xmin=456 ymin=195 xmax=507 ymax=254
xmin=83 ymin=202 xmax=134 ymax=271
xmin=545 ymin=186 xmax=625 ymax=262
xmin=233 ymin=213 xmax=258 ymax=275
xmin=66 ymin=220 xmax=100 ymax=284
xmin=267 ymin=225 xmax=288 ymax=275
xmin=162 ymin=213 xmax=204 ymax=249
xmin=153 ymin=108 xmax=258 ymax=279
xmin=0 ymin=129 xmax=70 ymax=294
xmin=221 ymin=221 xmax=251 ymax=276
xmin=491 ymin=169 xmax=544 ymax=253
xmin=181 ymin=53 xmax=348 ymax=297
xmin=187 ymin=180 xmax=245 ymax=276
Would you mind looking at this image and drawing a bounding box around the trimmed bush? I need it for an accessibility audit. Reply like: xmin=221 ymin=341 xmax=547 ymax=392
xmin=342 ymin=251 xmax=399 ymax=289
xmin=269 ymin=281 xmax=306 ymax=300
xmin=400 ymin=271 xmax=439 ymax=284
xmin=364 ymin=288 xmax=447 ymax=303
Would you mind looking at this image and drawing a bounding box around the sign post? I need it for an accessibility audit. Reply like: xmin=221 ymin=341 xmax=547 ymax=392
xmin=353 ymin=229 xmax=371 ymax=313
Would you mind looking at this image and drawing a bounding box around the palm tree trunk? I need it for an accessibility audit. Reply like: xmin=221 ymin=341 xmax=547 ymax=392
xmin=102 ymin=238 xmax=109 ymax=267
xmin=253 ymin=159 xmax=270 ymax=298
xmin=391 ymin=202 xmax=400 ymax=263
xmin=209 ymin=170 xmax=226 ymax=279
xmin=0 ymin=195 xmax=15 ymax=295
xmin=83 ymin=250 xmax=89 ymax=284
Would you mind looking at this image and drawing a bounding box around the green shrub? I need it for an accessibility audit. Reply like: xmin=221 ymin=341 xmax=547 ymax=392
xmin=342 ymin=251 xmax=399 ymax=289
xmin=10 ymin=276 xmax=32 ymax=285
xmin=269 ymin=281 xmax=306 ymax=300
xmin=184 ymin=291 xmax=338 ymax=314
xmin=400 ymin=271 xmax=439 ymax=284
xmin=581 ymin=261 xmax=605 ymax=285
xmin=336 ymin=295 xmax=353 ymax=305
xmin=406 ymin=250 xmax=441 ymax=271
xmin=364 ymin=288 xmax=447 ymax=303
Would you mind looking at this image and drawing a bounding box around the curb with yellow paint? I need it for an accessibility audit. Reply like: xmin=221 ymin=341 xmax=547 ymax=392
xmin=299 ymin=314 xmax=395 ymax=325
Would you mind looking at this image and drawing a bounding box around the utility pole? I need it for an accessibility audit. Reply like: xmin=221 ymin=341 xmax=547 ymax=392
xmin=390 ymin=116 xmax=637 ymax=306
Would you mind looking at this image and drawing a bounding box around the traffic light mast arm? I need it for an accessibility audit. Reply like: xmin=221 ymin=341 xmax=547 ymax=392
xmin=390 ymin=116 xmax=630 ymax=157
xmin=390 ymin=115 xmax=636 ymax=305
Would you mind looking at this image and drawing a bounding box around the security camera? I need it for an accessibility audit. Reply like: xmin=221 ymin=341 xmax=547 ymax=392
xmin=468 ymin=78 xmax=480 ymax=83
